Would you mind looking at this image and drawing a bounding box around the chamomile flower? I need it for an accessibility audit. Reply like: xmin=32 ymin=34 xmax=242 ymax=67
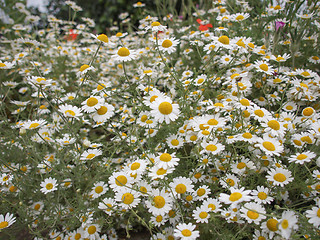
xmin=251 ymin=186 xmax=274 ymax=204
xmin=195 ymin=185 xmax=211 ymax=200
xmin=261 ymin=217 xmax=280 ymax=239
xmin=154 ymin=152 xmax=180 ymax=169
xmin=266 ymin=168 xmax=294 ymax=187
xmin=158 ymin=37 xmax=180 ymax=54
xmin=202 ymin=198 xmax=221 ymax=213
xmin=98 ymin=197 xmax=116 ymax=216
xmin=27 ymin=76 xmax=53 ymax=86
xmin=91 ymin=103 xmax=115 ymax=122
xmin=115 ymin=188 xmax=141 ymax=209
xmin=174 ymin=223 xmax=200 ymax=240
xmin=200 ymin=139 xmax=225 ymax=155
xmin=0 ymin=173 xmax=13 ymax=185
xmin=77 ymin=64 xmax=95 ymax=77
xmin=83 ymin=223 xmax=101 ymax=240
xmin=109 ymin=171 xmax=134 ymax=190
xmin=166 ymin=134 xmax=184 ymax=149
xmin=149 ymin=165 xmax=174 ymax=180
xmin=40 ymin=177 xmax=58 ymax=194
xmin=305 ymin=199 xmax=320 ymax=228
xmin=219 ymin=187 xmax=252 ymax=207
xmin=80 ymin=149 xmax=102 ymax=161
xmin=58 ymin=104 xmax=82 ymax=119
xmin=169 ymin=177 xmax=194 ymax=196
xmin=0 ymin=213 xmax=16 ymax=230
xmin=146 ymin=21 xmax=167 ymax=32
xmin=288 ymin=151 xmax=316 ymax=164
xmin=90 ymin=181 xmax=108 ymax=199
xmin=81 ymin=95 xmax=105 ymax=113
xmin=22 ymin=119 xmax=47 ymax=130
xmin=112 ymin=46 xmax=137 ymax=62
xmin=192 ymin=205 xmax=211 ymax=223
xmin=240 ymin=202 xmax=266 ymax=224
xmin=150 ymin=96 xmax=180 ymax=124
xmin=253 ymin=60 xmax=274 ymax=75
xmin=256 ymin=135 xmax=284 ymax=156
xmin=279 ymin=210 xmax=298 ymax=239
xmin=146 ymin=188 xmax=173 ymax=216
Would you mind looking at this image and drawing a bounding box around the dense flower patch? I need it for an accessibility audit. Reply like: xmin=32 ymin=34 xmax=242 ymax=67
xmin=1 ymin=0 xmax=320 ymax=239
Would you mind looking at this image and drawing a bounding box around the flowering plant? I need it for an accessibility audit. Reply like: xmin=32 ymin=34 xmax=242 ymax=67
xmin=1 ymin=0 xmax=320 ymax=239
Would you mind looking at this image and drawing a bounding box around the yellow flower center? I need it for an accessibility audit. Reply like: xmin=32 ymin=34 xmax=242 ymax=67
xmin=171 ymin=139 xmax=179 ymax=146
xmin=175 ymin=184 xmax=187 ymax=194
xmin=302 ymin=107 xmax=314 ymax=116
xmin=117 ymin=47 xmax=130 ymax=57
xmin=199 ymin=211 xmax=208 ymax=219
xmin=153 ymin=196 xmax=165 ymax=208
xmin=267 ymin=219 xmax=278 ymax=231
xmin=227 ymin=178 xmax=235 ymax=186
xmin=259 ymin=64 xmax=268 ymax=71
xmin=273 ymin=173 xmax=286 ymax=182
xmin=65 ymin=110 xmax=75 ymax=116
xmin=197 ymin=78 xmax=204 ymax=84
xmin=158 ymin=102 xmax=173 ymax=115
xmin=207 ymin=119 xmax=218 ymax=125
xmin=95 ymin=186 xmax=103 ymax=194
xmin=281 ymin=219 xmax=289 ymax=229
xmin=242 ymin=132 xmax=252 ymax=139
xmin=237 ymin=162 xmax=246 ymax=169
xmin=115 ymin=175 xmax=127 ymax=186
xmin=122 ymin=193 xmax=134 ymax=204
xmin=156 ymin=168 xmax=167 ymax=175
xmin=97 ymin=34 xmax=109 ymax=43
xmin=0 ymin=63 xmax=6 ymax=67
xmin=29 ymin=123 xmax=40 ymax=129
xmin=247 ymin=210 xmax=259 ymax=219
xmin=258 ymin=192 xmax=267 ymax=200
xmin=206 ymin=144 xmax=217 ymax=152
xmin=236 ymin=15 xmax=244 ymax=21
xmin=97 ymin=106 xmax=108 ymax=115
xmin=46 ymin=183 xmax=53 ymax=190
xmin=254 ymin=109 xmax=264 ymax=117
xmin=262 ymin=141 xmax=275 ymax=151
xmin=218 ymin=35 xmax=230 ymax=45
xmin=240 ymin=98 xmax=250 ymax=106
xmin=80 ymin=64 xmax=90 ymax=72
xmin=162 ymin=39 xmax=173 ymax=48
xmin=301 ymin=71 xmax=310 ymax=77
xmin=229 ymin=192 xmax=242 ymax=202
xmin=181 ymin=229 xmax=192 ymax=237
xmin=208 ymin=204 xmax=216 ymax=211
xmin=151 ymin=21 xmax=161 ymax=26
xmin=197 ymin=188 xmax=206 ymax=196
xmin=156 ymin=215 xmax=163 ymax=222
xmin=268 ymin=120 xmax=280 ymax=130
xmin=86 ymin=154 xmax=95 ymax=159
xmin=86 ymin=97 xmax=98 ymax=107
xmin=160 ymin=153 xmax=172 ymax=162
xmin=276 ymin=56 xmax=284 ymax=61
xmin=296 ymin=154 xmax=307 ymax=160
xmin=97 ymin=83 xmax=106 ymax=91
xmin=116 ymin=32 xmax=123 ymax=37
xmin=317 ymin=208 xmax=320 ymax=217
xmin=0 ymin=221 xmax=9 ymax=229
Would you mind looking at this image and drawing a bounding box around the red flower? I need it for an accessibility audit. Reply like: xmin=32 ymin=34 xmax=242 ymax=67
xmin=65 ymin=29 xmax=78 ymax=41
xmin=196 ymin=19 xmax=212 ymax=31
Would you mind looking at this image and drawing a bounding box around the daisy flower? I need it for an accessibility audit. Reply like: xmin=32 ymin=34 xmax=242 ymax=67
xmin=219 ymin=173 xmax=239 ymax=188
xmin=22 ymin=119 xmax=47 ymax=130
xmin=200 ymin=139 xmax=225 ymax=155
xmin=83 ymin=223 xmax=101 ymax=240
xmin=192 ymin=206 xmax=211 ymax=223
xmin=240 ymin=202 xmax=266 ymax=224
xmin=91 ymin=103 xmax=115 ymax=122
xmin=80 ymin=149 xmax=102 ymax=161
xmin=279 ymin=210 xmax=298 ymax=239
xmin=231 ymin=12 xmax=250 ymax=22
xmin=251 ymin=186 xmax=274 ymax=204
xmin=195 ymin=185 xmax=211 ymax=200
xmin=305 ymin=199 xmax=320 ymax=228
xmin=166 ymin=134 xmax=184 ymax=149
xmin=0 ymin=213 xmax=16 ymax=230
xmin=288 ymin=151 xmax=316 ymax=164
xmin=219 ymin=187 xmax=252 ymax=207
xmin=169 ymin=177 xmax=194 ymax=196
xmin=98 ymin=197 xmax=116 ymax=216
xmin=0 ymin=61 xmax=15 ymax=69
xmin=146 ymin=188 xmax=173 ymax=216
xmin=202 ymin=198 xmax=221 ymax=213
xmin=158 ymin=37 xmax=180 ymax=54
xmin=261 ymin=217 xmax=280 ymax=239
xmin=112 ymin=46 xmax=137 ymax=62
xmin=266 ymin=168 xmax=294 ymax=187
xmin=253 ymin=60 xmax=274 ymax=75
xmin=150 ymin=215 xmax=168 ymax=227
xmin=193 ymin=74 xmax=207 ymax=86
xmin=81 ymin=95 xmax=105 ymax=113
xmin=40 ymin=177 xmax=58 ymax=194
xmin=108 ymin=171 xmax=134 ymax=190
xmin=27 ymin=76 xmax=53 ymax=86
xmin=58 ymin=104 xmax=82 ymax=119
xmin=0 ymin=173 xmax=13 ymax=185
xmin=115 ymin=188 xmax=141 ymax=209
xmin=174 ymin=223 xmax=200 ymax=240
xmin=76 ymin=64 xmax=95 ymax=77
xmin=150 ymin=96 xmax=180 ymax=124
xmin=149 ymin=165 xmax=174 ymax=180
xmin=154 ymin=152 xmax=180 ymax=169
xmin=146 ymin=21 xmax=167 ymax=32
xmin=90 ymin=181 xmax=108 ymax=199
xmin=256 ymin=135 xmax=284 ymax=156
